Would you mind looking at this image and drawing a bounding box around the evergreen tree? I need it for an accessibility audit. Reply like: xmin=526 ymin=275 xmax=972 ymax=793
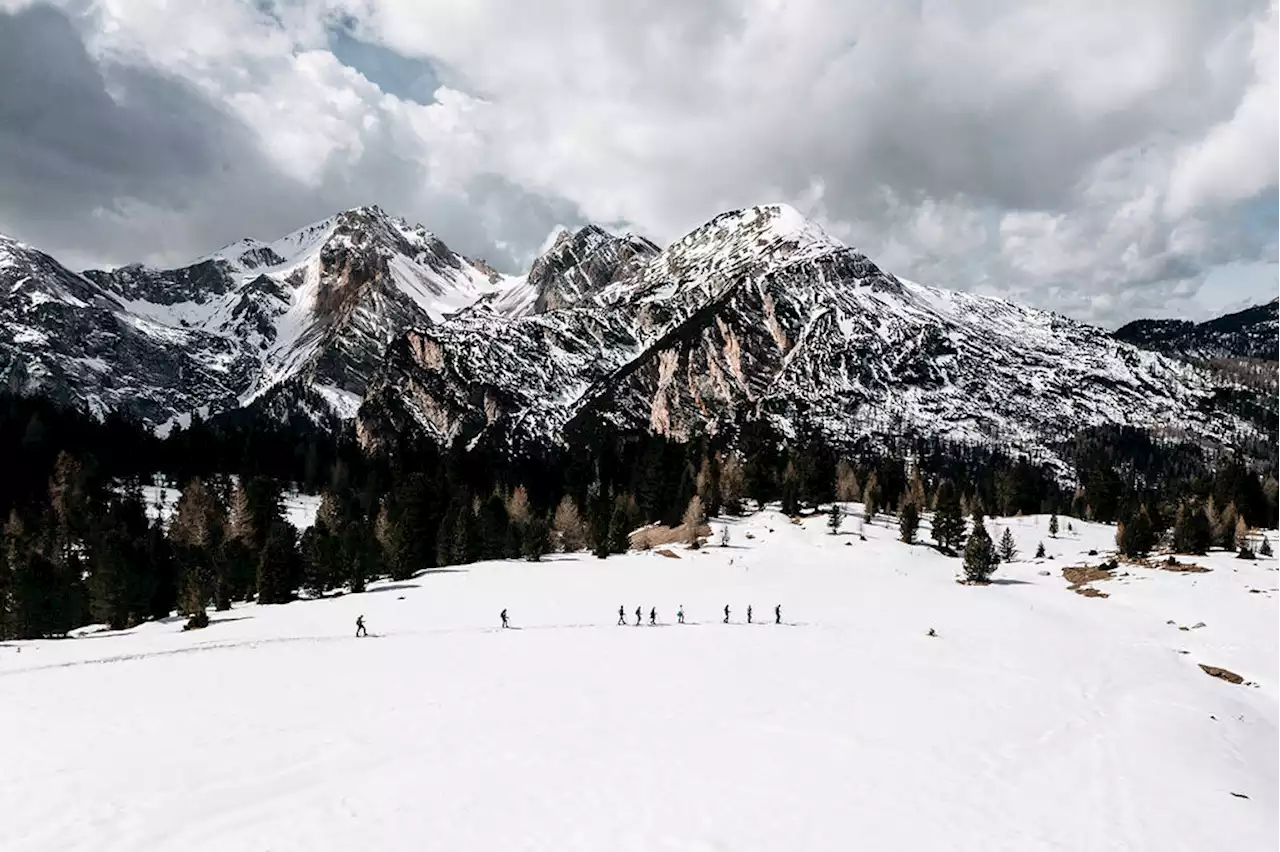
xmin=863 ymin=472 xmax=881 ymax=520
xmin=695 ymin=456 xmax=720 ymax=519
xmin=931 ymin=479 xmax=965 ymax=554
xmin=963 ymin=518 xmax=997 ymax=583
xmin=1035 ymin=541 xmax=1046 ymax=558
xmin=607 ymin=494 xmax=636 ymax=554
xmin=719 ymin=454 xmax=745 ymax=516
xmin=1115 ymin=506 xmax=1155 ymax=557
xmin=1171 ymin=503 xmax=1212 ymax=555
xmin=1260 ymin=536 xmax=1273 ymax=557
xmin=551 ymin=496 xmax=587 ymax=552
xmin=478 ymin=493 xmax=512 ymax=560
xmin=522 ymin=515 xmax=550 ymax=562
xmin=827 ymin=502 xmax=842 ymax=535
xmin=998 ymin=527 xmax=1018 ymax=562
xmin=1048 ymin=513 xmax=1059 ymax=538
xmin=682 ymin=495 xmax=706 ymax=548
xmin=780 ymin=460 xmax=800 ymax=516
xmin=899 ymin=499 xmax=920 ymax=544
xmin=257 ymin=523 xmax=297 ymax=604
xmin=1215 ymin=502 xmax=1240 ymax=550
xmin=145 ymin=515 xmax=177 ymax=620
xmin=834 ymin=460 xmax=860 ymax=503
xmin=87 ymin=494 xmax=154 ymax=630
xmin=169 ymin=477 xmax=227 ymax=625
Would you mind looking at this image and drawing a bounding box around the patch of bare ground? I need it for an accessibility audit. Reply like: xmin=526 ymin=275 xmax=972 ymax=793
xmin=629 ymin=522 xmax=711 ymax=551
xmin=1199 ymin=665 xmax=1244 ymax=685
xmin=1140 ymin=555 xmax=1211 ymax=573
xmin=1063 ymin=562 xmax=1116 ymax=597
xmin=654 ymin=548 xmax=680 ymax=559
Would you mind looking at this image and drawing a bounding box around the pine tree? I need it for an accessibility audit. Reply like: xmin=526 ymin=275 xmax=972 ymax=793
xmin=682 ymin=495 xmax=706 ymax=549
xmin=998 ymin=527 xmax=1017 ymax=562
xmin=257 ymin=523 xmax=297 ymax=604
xmin=863 ymin=472 xmax=881 ymax=521
xmin=780 ymin=460 xmax=800 ymax=516
xmin=906 ymin=470 xmax=927 ymax=511
xmin=1171 ymin=502 xmax=1212 ymax=555
xmin=506 ymin=486 xmax=532 ymax=527
xmin=607 ymin=494 xmax=634 ymax=554
xmin=551 ymin=496 xmax=587 ymax=552
xmin=931 ymin=479 xmax=965 ymax=554
xmin=827 ymin=502 xmax=842 ymax=535
xmin=899 ymin=499 xmax=920 ymax=544
xmin=834 ymin=460 xmax=860 ymax=503
xmin=1233 ymin=515 xmax=1249 ymax=554
xmin=522 ymin=515 xmax=550 ymax=562
xmin=169 ymin=477 xmax=227 ymax=625
xmin=1035 ymin=541 xmax=1046 ymax=558
xmin=1048 ymin=513 xmax=1059 ymax=538
xmin=719 ymin=454 xmax=745 ymax=516
xmin=478 ymin=493 xmax=512 ymax=560
xmin=1259 ymin=536 xmax=1273 ymax=557
xmin=695 ymin=456 xmax=720 ymax=518
xmin=1216 ymin=502 xmax=1239 ymax=550
xmin=963 ymin=518 xmax=997 ymax=583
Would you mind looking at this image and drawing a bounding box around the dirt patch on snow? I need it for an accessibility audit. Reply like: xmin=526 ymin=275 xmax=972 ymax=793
xmin=1063 ymin=563 xmax=1116 ymax=598
xmin=654 ymin=548 xmax=680 ymax=559
xmin=1199 ymin=665 xmax=1244 ymax=685
xmin=1144 ymin=555 xmax=1211 ymax=573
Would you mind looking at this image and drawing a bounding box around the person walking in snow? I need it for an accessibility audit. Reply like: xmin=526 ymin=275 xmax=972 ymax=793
xmin=355 ymin=615 xmax=367 ymax=638
xmin=677 ymin=606 xmax=685 ymax=625
xmin=774 ymin=604 xmax=781 ymax=625
xmin=723 ymin=605 xmax=730 ymax=624
xmin=635 ymin=606 xmax=643 ymax=626
xmin=618 ymin=605 xmax=626 ymax=626
xmin=500 ymin=609 xmax=509 ymax=629
xmin=747 ymin=605 xmax=753 ymax=624
xmin=649 ymin=607 xmax=657 ymax=626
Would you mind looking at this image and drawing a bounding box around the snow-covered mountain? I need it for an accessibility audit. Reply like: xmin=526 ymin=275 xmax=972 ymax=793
xmin=1 ymin=206 xmax=514 ymax=429
xmin=1114 ymin=299 xmax=1278 ymax=362
xmin=1 ymin=203 xmax=1269 ymax=470
xmin=358 ymin=205 xmax=1264 ymax=467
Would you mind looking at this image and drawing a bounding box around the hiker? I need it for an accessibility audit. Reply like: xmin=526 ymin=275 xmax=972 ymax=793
xmin=355 ymin=615 xmax=367 ymax=638
xmin=635 ymin=606 xmax=643 ymax=626
xmin=500 ymin=609 xmax=509 ymax=629
xmin=677 ymin=606 xmax=685 ymax=624
xmin=774 ymin=604 xmax=781 ymax=625
xmin=649 ymin=607 xmax=657 ymax=626
xmin=723 ymin=605 xmax=730 ymax=624
xmin=747 ymin=605 xmax=753 ymax=624
xmin=618 ymin=605 xmax=626 ymax=626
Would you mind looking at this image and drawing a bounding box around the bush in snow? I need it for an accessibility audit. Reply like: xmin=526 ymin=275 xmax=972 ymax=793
xmin=963 ymin=519 xmax=998 ymax=583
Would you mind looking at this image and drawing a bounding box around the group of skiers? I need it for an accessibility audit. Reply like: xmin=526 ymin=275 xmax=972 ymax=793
xmin=356 ymin=604 xmax=785 ymax=636
xmin=615 ymin=604 xmax=783 ymax=625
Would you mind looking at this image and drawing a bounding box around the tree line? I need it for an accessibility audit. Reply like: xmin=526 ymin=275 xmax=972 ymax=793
xmin=0 ymin=393 xmax=1274 ymax=639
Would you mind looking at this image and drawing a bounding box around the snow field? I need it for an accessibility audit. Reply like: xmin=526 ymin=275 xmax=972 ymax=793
xmin=1 ymin=510 xmax=1275 ymax=851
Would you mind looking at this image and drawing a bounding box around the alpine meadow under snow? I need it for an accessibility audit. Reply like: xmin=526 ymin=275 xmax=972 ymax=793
xmin=2 ymin=508 xmax=1276 ymax=852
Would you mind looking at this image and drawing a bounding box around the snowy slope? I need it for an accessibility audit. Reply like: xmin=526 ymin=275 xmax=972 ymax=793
xmin=1 ymin=509 xmax=1275 ymax=852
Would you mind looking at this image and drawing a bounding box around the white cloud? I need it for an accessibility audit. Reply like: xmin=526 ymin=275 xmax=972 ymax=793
xmin=0 ymin=0 xmax=1275 ymax=325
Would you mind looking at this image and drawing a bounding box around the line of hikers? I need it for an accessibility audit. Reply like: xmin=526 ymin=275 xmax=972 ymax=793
xmin=616 ymin=604 xmax=782 ymax=626
xmin=356 ymin=604 xmax=784 ymax=636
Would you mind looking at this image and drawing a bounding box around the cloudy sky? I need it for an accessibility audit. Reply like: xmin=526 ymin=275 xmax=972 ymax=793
xmin=0 ymin=0 xmax=1275 ymax=327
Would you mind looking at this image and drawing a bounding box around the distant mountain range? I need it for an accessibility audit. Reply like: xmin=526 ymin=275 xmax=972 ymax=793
xmin=1114 ymin=300 xmax=1278 ymax=362
xmin=1 ymin=204 xmax=1274 ymax=471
